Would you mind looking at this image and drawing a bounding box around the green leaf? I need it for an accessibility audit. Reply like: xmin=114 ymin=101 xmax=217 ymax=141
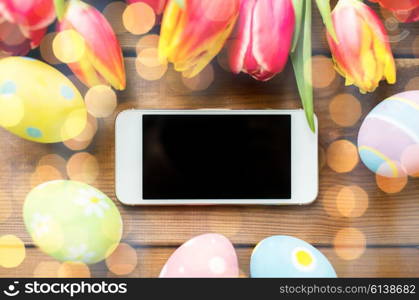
xmin=291 ymin=0 xmax=304 ymax=53
xmin=291 ymin=0 xmax=315 ymax=132
xmin=315 ymin=0 xmax=338 ymax=43
xmin=54 ymin=0 xmax=66 ymax=21
xmin=174 ymin=0 xmax=185 ymax=9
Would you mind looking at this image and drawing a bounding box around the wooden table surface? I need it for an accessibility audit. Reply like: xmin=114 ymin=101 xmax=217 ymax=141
xmin=1 ymin=1 xmax=419 ymax=278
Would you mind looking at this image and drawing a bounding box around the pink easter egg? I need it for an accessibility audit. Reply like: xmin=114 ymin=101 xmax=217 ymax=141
xmin=159 ymin=233 xmax=239 ymax=278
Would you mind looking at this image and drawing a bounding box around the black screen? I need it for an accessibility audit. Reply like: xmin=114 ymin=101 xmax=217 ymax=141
xmin=142 ymin=114 xmax=291 ymax=199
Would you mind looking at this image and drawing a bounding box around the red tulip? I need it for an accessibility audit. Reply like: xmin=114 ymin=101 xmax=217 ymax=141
xmin=370 ymin=0 xmax=419 ymax=23
xmin=126 ymin=0 xmax=167 ymax=15
xmin=228 ymin=0 xmax=295 ymax=81
xmin=58 ymin=0 xmax=126 ymax=90
xmin=0 ymin=0 xmax=55 ymax=55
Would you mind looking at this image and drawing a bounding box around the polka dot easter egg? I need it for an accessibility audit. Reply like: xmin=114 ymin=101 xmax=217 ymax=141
xmin=358 ymin=91 xmax=419 ymax=178
xmin=159 ymin=234 xmax=239 ymax=278
xmin=0 ymin=57 xmax=87 ymax=143
xmin=23 ymin=180 xmax=122 ymax=264
xmin=250 ymin=236 xmax=337 ymax=278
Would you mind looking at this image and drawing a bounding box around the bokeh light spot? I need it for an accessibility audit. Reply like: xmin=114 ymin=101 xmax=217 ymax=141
xmin=333 ymin=228 xmax=366 ymax=260
xmin=182 ymin=64 xmax=215 ymax=91
xmin=401 ymin=144 xmax=419 ymax=177
xmin=33 ymin=261 xmax=60 ymax=278
xmin=58 ymin=261 xmax=91 ymax=278
xmin=136 ymin=57 xmax=168 ymax=81
xmin=327 ymin=140 xmax=359 ymax=173
xmin=106 ymin=243 xmax=138 ymax=275
xmin=136 ymin=34 xmax=159 ymax=54
xmin=30 ymin=165 xmax=63 ymax=188
xmin=0 ymin=235 xmax=26 ymax=268
xmin=53 ymin=30 xmax=86 ymax=63
xmin=66 ymin=152 xmax=99 ymax=184
xmin=103 ymin=1 xmax=128 ymax=34
xmin=376 ymin=173 xmax=408 ymax=194
xmin=40 ymin=32 xmax=61 ymax=65
xmin=336 ymin=185 xmax=369 ymax=218
xmin=85 ymin=85 xmax=117 ymax=118
xmin=312 ymin=55 xmax=336 ymax=89
xmin=123 ymin=3 xmax=155 ymax=35
xmin=329 ymin=94 xmax=362 ymax=127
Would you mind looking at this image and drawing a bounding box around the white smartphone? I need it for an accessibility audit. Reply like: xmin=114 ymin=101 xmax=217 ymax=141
xmin=115 ymin=109 xmax=318 ymax=205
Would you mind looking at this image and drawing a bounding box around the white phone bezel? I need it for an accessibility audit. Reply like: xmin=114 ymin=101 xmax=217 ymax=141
xmin=115 ymin=109 xmax=318 ymax=205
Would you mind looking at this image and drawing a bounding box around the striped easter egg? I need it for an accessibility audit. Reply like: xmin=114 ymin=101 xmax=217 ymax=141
xmin=358 ymin=91 xmax=419 ymax=178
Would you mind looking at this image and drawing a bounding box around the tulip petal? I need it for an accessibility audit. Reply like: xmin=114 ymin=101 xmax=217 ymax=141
xmin=59 ymin=0 xmax=126 ymax=90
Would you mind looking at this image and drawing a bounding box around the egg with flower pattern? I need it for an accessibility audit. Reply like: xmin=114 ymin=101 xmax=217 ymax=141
xmin=250 ymin=236 xmax=337 ymax=277
xmin=159 ymin=233 xmax=239 ymax=277
xmin=23 ymin=180 xmax=122 ymax=264
xmin=0 ymin=57 xmax=87 ymax=143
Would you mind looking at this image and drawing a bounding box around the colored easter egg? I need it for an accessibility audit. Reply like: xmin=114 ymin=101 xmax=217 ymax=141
xmin=250 ymin=236 xmax=337 ymax=278
xmin=358 ymin=91 xmax=419 ymax=177
xmin=159 ymin=233 xmax=239 ymax=277
xmin=0 ymin=57 xmax=87 ymax=143
xmin=23 ymin=180 xmax=122 ymax=264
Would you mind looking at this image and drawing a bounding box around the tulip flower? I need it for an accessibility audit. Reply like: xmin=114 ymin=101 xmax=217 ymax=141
xmin=228 ymin=0 xmax=295 ymax=81
xmin=159 ymin=0 xmax=240 ymax=78
xmin=126 ymin=0 xmax=167 ymax=15
xmin=0 ymin=0 xmax=55 ymax=56
xmin=326 ymin=0 xmax=396 ymax=93
xmin=57 ymin=0 xmax=126 ymax=90
xmin=370 ymin=0 xmax=419 ymax=23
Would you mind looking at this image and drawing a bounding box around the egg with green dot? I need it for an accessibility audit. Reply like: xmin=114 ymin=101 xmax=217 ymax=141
xmin=0 ymin=57 xmax=87 ymax=143
xmin=23 ymin=180 xmax=123 ymax=264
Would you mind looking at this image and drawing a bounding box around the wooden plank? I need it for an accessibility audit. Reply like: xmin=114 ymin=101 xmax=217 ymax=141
xmin=1 ymin=58 xmax=419 ymax=246
xmin=116 ymin=2 xmax=419 ymax=57
xmin=1 ymin=247 xmax=419 ymax=278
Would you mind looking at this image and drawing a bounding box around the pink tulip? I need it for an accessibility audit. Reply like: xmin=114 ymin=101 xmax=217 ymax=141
xmin=58 ymin=0 xmax=126 ymax=90
xmin=228 ymin=0 xmax=295 ymax=81
xmin=126 ymin=0 xmax=167 ymax=15
xmin=0 ymin=0 xmax=55 ymax=55
xmin=326 ymin=0 xmax=396 ymax=93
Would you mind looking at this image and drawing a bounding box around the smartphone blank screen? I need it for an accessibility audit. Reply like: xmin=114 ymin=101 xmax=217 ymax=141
xmin=142 ymin=114 xmax=291 ymax=200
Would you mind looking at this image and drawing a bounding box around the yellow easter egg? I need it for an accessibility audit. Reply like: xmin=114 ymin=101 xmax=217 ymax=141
xmin=0 ymin=57 xmax=87 ymax=143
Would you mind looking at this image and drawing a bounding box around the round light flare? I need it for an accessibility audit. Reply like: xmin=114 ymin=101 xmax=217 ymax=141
xmin=40 ymin=32 xmax=61 ymax=65
xmin=53 ymin=29 xmax=86 ymax=64
xmin=182 ymin=64 xmax=215 ymax=91
xmin=136 ymin=34 xmax=159 ymax=55
xmin=123 ymin=2 xmax=156 ymax=35
xmin=66 ymin=152 xmax=99 ymax=184
xmin=327 ymin=140 xmax=359 ymax=173
xmin=103 ymin=1 xmax=128 ymax=34
xmin=312 ymin=55 xmax=336 ymax=89
xmin=30 ymin=165 xmax=63 ymax=188
xmin=135 ymin=56 xmax=168 ymax=81
xmin=37 ymin=154 xmax=67 ymax=175
xmin=329 ymin=93 xmax=362 ymax=127
xmin=106 ymin=243 xmax=138 ymax=275
xmin=336 ymin=185 xmax=369 ymax=218
xmin=376 ymin=172 xmax=408 ymax=194
xmin=0 ymin=234 xmax=26 ymax=268
xmin=401 ymin=144 xmax=419 ymax=177
xmin=138 ymin=48 xmax=162 ymax=67
xmin=33 ymin=261 xmax=61 ymax=278
xmin=64 ymin=114 xmax=97 ymax=151
xmin=61 ymin=109 xmax=88 ymax=142
xmin=58 ymin=261 xmax=91 ymax=278
xmin=322 ymin=185 xmax=344 ymax=218
xmin=333 ymin=228 xmax=366 ymax=261
xmin=0 ymin=190 xmax=13 ymax=223
xmin=85 ymin=85 xmax=117 ymax=118
xmin=0 ymin=94 xmax=25 ymax=128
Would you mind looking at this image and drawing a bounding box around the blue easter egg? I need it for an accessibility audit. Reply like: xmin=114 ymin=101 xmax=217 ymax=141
xmin=250 ymin=236 xmax=337 ymax=278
